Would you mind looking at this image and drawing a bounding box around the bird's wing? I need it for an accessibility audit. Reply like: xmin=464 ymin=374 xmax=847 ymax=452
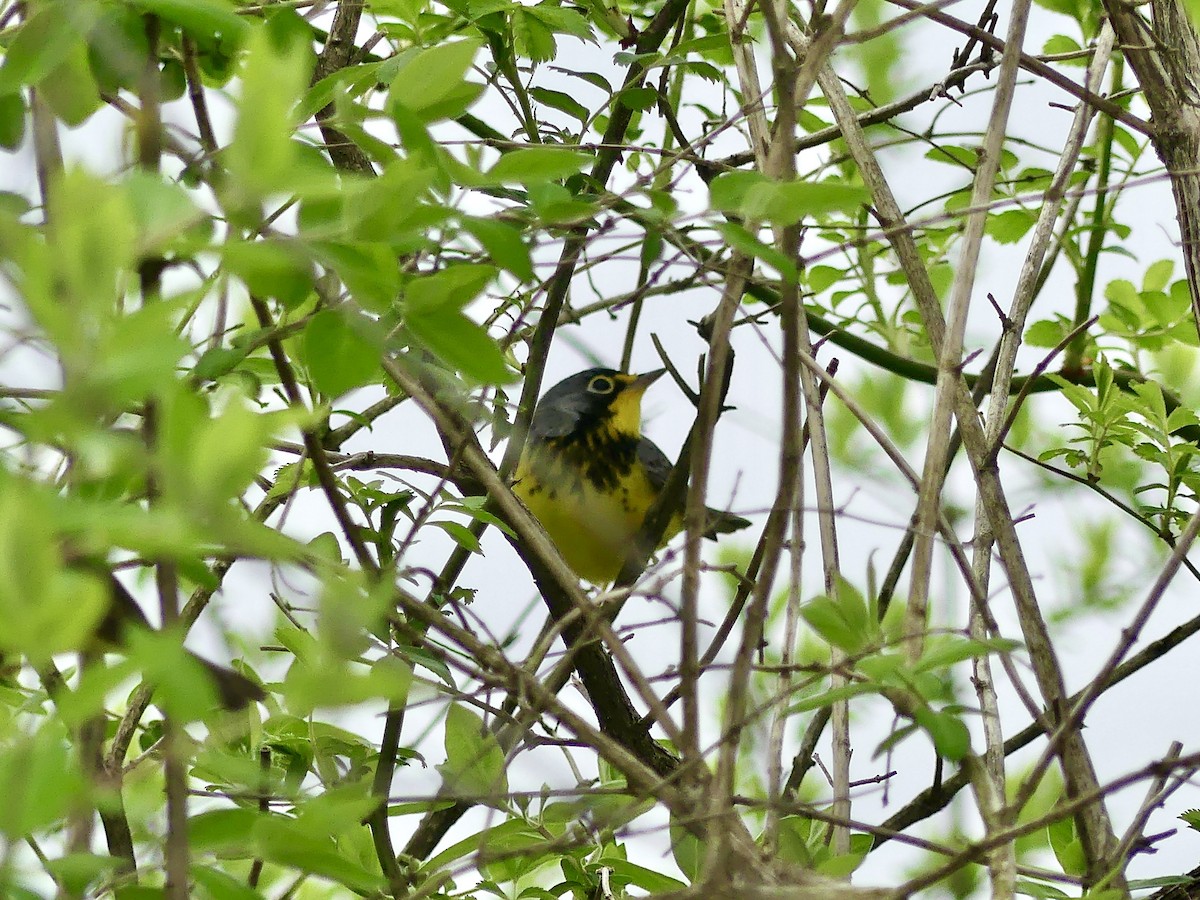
xmin=639 ymin=438 xmax=751 ymax=540
xmin=637 ymin=437 xmax=673 ymax=492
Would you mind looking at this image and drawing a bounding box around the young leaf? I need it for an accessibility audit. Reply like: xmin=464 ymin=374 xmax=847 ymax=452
xmin=406 ymin=307 xmax=513 ymax=385
xmin=388 ymin=39 xmax=482 ymax=117
xmin=484 ymin=147 xmax=593 ymax=185
xmin=437 ymin=704 xmax=508 ymax=800
xmin=301 ymin=309 xmax=383 ymax=399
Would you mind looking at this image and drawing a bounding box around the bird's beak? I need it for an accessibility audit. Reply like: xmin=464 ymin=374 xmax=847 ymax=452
xmin=627 ymin=368 xmax=667 ymax=394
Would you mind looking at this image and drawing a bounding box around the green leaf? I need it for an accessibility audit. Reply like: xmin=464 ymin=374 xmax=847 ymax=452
xmin=124 ymin=628 xmax=231 ymax=720
xmin=913 ymin=706 xmax=971 ymax=760
xmin=0 ymin=723 xmax=85 ymax=838
xmin=464 ymin=217 xmax=534 ymax=282
xmin=388 ymin=40 xmax=482 ymax=117
xmin=226 ymin=28 xmax=311 ymax=195
xmin=1180 ymin=808 xmax=1200 ymax=832
xmin=129 ymin=0 xmax=248 ymax=43
xmin=311 ymin=242 xmax=401 ymax=314
xmin=816 ymin=833 xmax=872 ymax=877
xmin=0 ymin=487 xmax=108 ymax=661
xmin=528 ymin=182 xmax=598 ymax=224
xmin=1144 ymin=258 xmax=1175 ymax=293
xmin=39 ymin=169 xmax=134 ymax=339
xmin=484 ymin=147 xmax=593 ymax=185
xmin=800 ymin=576 xmax=876 ymax=653
xmin=301 ymin=309 xmax=382 ymax=398
xmin=714 ymin=222 xmax=798 ymax=282
xmin=529 ymin=86 xmax=590 ymax=122
xmin=393 ymin=78 xmax=484 ymax=126
xmin=1042 ymin=34 xmax=1083 ymax=61
xmin=602 ymin=860 xmax=686 ymax=893
xmin=986 ymin=209 xmax=1036 ymax=244
xmin=405 ymin=264 xmax=497 ymax=313
xmin=406 ymin=309 xmax=512 ymax=384
xmin=37 ymin=37 xmax=101 ymax=125
xmin=925 ymin=144 xmax=979 ymax=169
xmin=159 ymin=387 xmax=297 ymax=514
xmin=0 ymin=1 xmax=96 ymax=95
xmin=432 ymin=520 xmax=483 ymax=553
xmin=913 ymin=636 xmax=1022 ymax=674
xmin=1183 ymin=0 xmax=1200 ymax=34
xmin=1125 ymin=876 xmax=1199 ymax=891
xmin=618 ymin=86 xmax=657 ymax=110
xmin=710 ymin=172 xmax=868 ymax=224
xmin=480 ymin=824 xmax=553 ymax=883
xmin=669 ymin=816 xmax=703 ymax=881
xmin=1047 ymin=815 xmax=1087 ymax=877
xmin=709 ymin=170 xmax=765 ymax=211
xmin=223 ymin=239 xmax=314 ymax=307
xmin=525 ymin=4 xmax=593 ymax=40
xmin=512 ymin=9 xmax=557 ymax=61
xmin=0 ymin=92 xmax=25 ymax=149
xmin=88 ymin=303 xmax=190 ymax=408
xmin=807 ymin=264 xmax=842 ymax=293
xmin=192 ymin=865 xmax=267 ymax=900
xmin=1025 ymin=317 xmax=1069 ymax=348
xmin=427 ymin=819 xmax=536 ymax=870
xmin=789 ymin=681 xmax=878 ymax=713
xmin=438 ymin=704 xmax=508 ymax=799
xmin=43 ymin=854 xmax=124 ymax=898
xmin=1015 ymin=880 xmax=1072 ymax=899
xmin=188 ymin=809 xmax=260 ymax=851
xmin=254 ymin=817 xmax=385 ymax=893
xmin=124 ymin=172 xmax=206 ymax=254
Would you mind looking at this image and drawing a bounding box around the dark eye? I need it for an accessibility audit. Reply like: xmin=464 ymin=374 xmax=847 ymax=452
xmin=587 ymin=375 xmax=615 ymax=394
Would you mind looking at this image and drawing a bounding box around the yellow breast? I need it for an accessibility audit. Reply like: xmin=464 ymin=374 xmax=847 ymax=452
xmin=514 ymin=441 xmax=659 ymax=584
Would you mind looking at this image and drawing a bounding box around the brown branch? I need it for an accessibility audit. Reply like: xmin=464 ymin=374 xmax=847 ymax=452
xmin=1102 ymin=0 xmax=1200 ymax=338
xmin=310 ymin=0 xmax=375 ymax=174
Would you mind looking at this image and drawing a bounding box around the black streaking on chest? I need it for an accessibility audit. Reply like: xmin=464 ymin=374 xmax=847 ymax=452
xmin=537 ymin=422 xmax=641 ymax=496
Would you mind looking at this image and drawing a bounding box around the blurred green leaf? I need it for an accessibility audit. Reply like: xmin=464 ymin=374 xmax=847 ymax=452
xmin=438 ymin=704 xmax=508 ymax=799
xmin=130 ymin=0 xmax=248 ymax=42
xmin=0 ymin=485 xmax=108 ymax=661
xmin=223 ymin=239 xmax=314 ymax=307
xmin=0 ymin=93 xmax=24 ymax=149
xmin=710 ymin=171 xmax=868 ymax=224
xmin=302 ymin=309 xmax=383 ymax=398
xmin=405 ymin=264 xmax=497 ymax=313
xmin=38 ymin=37 xmax=100 ymax=125
xmin=464 ymin=217 xmax=534 ymax=281
xmin=912 ymin=706 xmax=970 ymax=761
xmin=0 ymin=723 xmax=85 ymax=838
xmin=483 ymin=147 xmax=593 ymax=185
xmin=406 ymin=309 xmax=512 ymax=384
xmin=0 ymin=1 xmax=98 ymax=95
xmin=1047 ymin=815 xmax=1087 ymax=877
xmin=226 ymin=27 xmax=312 ymax=195
xmin=254 ymin=816 xmax=385 ymax=893
xmin=191 ymin=864 xmax=266 ymax=899
xmin=388 ymin=39 xmax=482 ymax=118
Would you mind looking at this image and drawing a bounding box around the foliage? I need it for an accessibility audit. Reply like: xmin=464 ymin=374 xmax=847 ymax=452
xmin=0 ymin=0 xmax=1199 ymax=897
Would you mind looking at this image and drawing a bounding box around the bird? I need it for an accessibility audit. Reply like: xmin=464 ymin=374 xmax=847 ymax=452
xmin=513 ymin=367 xmax=751 ymax=583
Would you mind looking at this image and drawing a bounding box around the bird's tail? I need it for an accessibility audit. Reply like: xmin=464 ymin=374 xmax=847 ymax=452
xmin=702 ymin=508 xmax=752 ymax=540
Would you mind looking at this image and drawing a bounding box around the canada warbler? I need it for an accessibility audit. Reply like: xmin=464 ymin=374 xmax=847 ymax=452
xmin=513 ymin=368 xmax=751 ymax=583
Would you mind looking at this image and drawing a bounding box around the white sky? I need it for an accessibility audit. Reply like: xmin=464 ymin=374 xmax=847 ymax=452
xmin=4 ymin=0 xmax=1200 ymax=895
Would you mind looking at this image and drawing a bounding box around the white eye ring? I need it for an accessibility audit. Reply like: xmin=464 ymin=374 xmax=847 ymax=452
xmin=587 ymin=375 xmax=615 ymax=394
